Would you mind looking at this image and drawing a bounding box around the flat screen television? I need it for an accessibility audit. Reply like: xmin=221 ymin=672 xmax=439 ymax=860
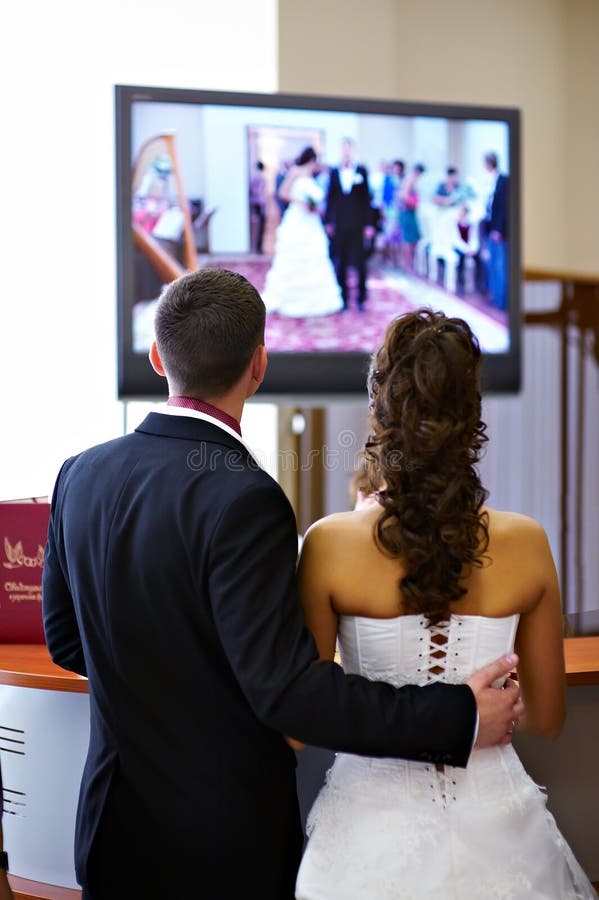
xmin=115 ymin=85 xmax=521 ymax=398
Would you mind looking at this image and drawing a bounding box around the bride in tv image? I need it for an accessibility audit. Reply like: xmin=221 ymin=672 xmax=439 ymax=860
xmin=261 ymin=147 xmax=344 ymax=317
xmin=294 ymin=309 xmax=597 ymax=899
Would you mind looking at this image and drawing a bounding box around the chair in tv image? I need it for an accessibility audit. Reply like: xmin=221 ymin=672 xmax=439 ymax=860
xmin=246 ymin=123 xmax=326 ymax=260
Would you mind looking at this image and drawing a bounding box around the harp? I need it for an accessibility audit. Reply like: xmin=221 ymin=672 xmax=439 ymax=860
xmin=131 ymin=132 xmax=198 ymax=283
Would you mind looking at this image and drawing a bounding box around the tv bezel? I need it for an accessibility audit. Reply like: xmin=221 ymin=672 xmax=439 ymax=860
xmin=115 ymin=84 xmax=521 ymax=399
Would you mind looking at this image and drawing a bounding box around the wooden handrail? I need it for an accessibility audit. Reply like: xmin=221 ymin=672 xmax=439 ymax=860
xmin=1 ymin=642 xmax=597 ymax=689
xmin=0 ymin=645 xmax=88 ymax=693
xmin=520 ymin=270 xmax=598 ymax=618
xmin=524 ymin=268 xmax=599 ymax=285
xmin=8 ymin=874 xmax=81 ymax=900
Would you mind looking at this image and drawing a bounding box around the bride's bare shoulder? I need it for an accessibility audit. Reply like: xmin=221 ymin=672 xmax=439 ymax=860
xmin=486 ymin=506 xmax=545 ymax=533
xmin=485 ymin=507 xmax=550 ymax=554
xmin=303 ymin=506 xmax=378 ymax=547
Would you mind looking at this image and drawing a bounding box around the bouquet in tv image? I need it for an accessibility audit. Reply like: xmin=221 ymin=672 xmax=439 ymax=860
xmin=0 ymin=501 xmax=49 ymax=643
xmin=127 ymin=95 xmax=512 ymax=369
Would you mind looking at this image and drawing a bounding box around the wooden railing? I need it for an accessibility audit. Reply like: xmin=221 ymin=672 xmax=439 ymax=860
xmin=523 ymin=269 xmax=599 ymax=614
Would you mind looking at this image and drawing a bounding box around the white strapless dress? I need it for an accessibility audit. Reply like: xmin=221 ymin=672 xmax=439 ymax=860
xmin=295 ymin=614 xmax=597 ymax=899
xmin=262 ymin=176 xmax=343 ymax=317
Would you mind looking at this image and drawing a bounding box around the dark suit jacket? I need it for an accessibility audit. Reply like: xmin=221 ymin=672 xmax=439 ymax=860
xmin=324 ymin=165 xmax=375 ymax=232
xmin=43 ymin=413 xmax=476 ymax=899
xmin=486 ymin=173 xmax=508 ymax=238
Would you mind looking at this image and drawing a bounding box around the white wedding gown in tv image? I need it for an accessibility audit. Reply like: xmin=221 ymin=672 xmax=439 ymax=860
xmin=262 ymin=176 xmax=343 ymax=318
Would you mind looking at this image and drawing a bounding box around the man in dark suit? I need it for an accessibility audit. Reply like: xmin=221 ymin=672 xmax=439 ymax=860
xmin=482 ymin=151 xmax=509 ymax=310
xmin=43 ymin=268 xmax=522 ymax=900
xmin=325 ymin=138 xmax=376 ymax=310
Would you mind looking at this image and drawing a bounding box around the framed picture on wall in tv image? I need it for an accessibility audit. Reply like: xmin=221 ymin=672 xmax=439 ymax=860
xmin=115 ymin=85 xmax=521 ymax=399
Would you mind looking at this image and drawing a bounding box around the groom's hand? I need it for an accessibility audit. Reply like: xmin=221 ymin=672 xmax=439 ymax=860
xmin=467 ymin=654 xmax=525 ymax=748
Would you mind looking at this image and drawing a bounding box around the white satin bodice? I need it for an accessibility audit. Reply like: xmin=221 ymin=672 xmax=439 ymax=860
xmin=337 ymin=613 xmax=520 ymax=688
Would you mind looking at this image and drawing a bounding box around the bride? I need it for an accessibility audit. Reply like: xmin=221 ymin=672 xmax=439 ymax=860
xmin=294 ymin=309 xmax=597 ymax=899
xmin=261 ymin=147 xmax=344 ymax=318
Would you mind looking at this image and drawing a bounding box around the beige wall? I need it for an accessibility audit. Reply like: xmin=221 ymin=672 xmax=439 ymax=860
xmin=279 ymin=0 xmax=598 ymax=273
xmin=564 ymin=0 xmax=599 ymax=273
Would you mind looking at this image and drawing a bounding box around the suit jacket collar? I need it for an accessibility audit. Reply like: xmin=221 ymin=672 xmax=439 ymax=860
xmin=135 ymin=412 xmax=256 ymax=460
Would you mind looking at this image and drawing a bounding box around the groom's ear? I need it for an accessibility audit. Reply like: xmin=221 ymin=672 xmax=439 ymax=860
xmin=247 ymin=344 xmax=268 ymax=397
xmin=149 ymin=341 xmax=167 ymax=378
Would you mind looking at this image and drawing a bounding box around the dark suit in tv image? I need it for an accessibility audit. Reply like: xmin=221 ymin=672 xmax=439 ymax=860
xmin=324 ymin=159 xmax=377 ymax=311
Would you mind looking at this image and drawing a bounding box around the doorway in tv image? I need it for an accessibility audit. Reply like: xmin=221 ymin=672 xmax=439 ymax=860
xmin=130 ymin=102 xmax=510 ymax=357
xmin=247 ymin=124 xmax=325 ymax=257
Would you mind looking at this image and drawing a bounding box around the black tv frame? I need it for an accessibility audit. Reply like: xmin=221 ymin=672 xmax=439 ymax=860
xmin=115 ymin=84 xmax=521 ymax=399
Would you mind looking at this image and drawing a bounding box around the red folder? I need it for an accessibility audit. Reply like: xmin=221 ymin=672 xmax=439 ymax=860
xmin=0 ymin=500 xmax=50 ymax=643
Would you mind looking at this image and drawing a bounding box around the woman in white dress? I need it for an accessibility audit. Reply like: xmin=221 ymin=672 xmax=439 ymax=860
xmin=294 ymin=309 xmax=597 ymax=899
xmin=262 ymin=147 xmax=344 ymax=317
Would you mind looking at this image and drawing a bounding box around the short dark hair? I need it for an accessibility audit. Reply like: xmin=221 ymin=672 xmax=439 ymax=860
xmin=154 ymin=268 xmax=266 ymax=397
xmin=447 ymin=166 xmax=458 ymax=176
xmin=484 ymin=152 xmax=498 ymax=170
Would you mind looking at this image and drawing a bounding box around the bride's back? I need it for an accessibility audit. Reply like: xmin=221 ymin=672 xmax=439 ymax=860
xmin=297 ymin=309 xmax=564 ymax=740
xmin=306 ymin=502 xmax=549 ymax=622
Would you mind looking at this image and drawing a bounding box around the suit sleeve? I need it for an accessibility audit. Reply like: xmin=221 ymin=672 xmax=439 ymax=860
xmin=491 ymin=175 xmax=508 ymax=237
xmin=208 ymin=480 xmax=477 ymax=767
xmin=360 ymin=166 xmax=376 ymax=226
xmin=42 ymin=460 xmax=87 ymax=677
xmin=324 ymin=170 xmax=338 ymax=225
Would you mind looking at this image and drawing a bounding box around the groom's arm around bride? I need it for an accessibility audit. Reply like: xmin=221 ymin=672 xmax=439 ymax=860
xmin=211 ymin=474 xmax=521 ymax=759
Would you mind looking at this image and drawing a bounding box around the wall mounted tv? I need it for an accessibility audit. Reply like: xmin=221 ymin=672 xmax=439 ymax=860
xmin=115 ymin=85 xmax=521 ymax=399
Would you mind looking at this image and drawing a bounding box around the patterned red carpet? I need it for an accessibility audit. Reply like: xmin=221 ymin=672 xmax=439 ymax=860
xmin=201 ymin=255 xmax=507 ymax=353
xmin=132 ymin=256 xmax=509 ymax=355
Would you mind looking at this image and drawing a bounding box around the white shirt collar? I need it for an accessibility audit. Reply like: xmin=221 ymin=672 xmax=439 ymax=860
xmin=340 ymin=164 xmax=356 ymax=194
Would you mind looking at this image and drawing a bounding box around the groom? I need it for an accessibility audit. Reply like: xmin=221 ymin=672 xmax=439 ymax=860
xmin=43 ymin=268 xmax=522 ymax=900
xmin=325 ymin=137 xmax=376 ymax=310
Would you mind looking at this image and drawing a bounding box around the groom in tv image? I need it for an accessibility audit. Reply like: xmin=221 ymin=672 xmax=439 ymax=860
xmin=43 ymin=268 xmax=523 ymax=900
xmin=325 ymin=138 xmax=376 ymax=311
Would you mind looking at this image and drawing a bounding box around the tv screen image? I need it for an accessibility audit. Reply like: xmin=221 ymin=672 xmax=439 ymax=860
xmin=116 ymin=87 xmax=520 ymax=397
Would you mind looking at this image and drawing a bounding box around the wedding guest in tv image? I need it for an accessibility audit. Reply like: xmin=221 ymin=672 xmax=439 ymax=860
xmin=128 ymin=100 xmax=512 ymax=358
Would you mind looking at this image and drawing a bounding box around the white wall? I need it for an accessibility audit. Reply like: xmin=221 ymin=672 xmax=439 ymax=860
xmin=0 ymin=0 xmax=278 ymax=500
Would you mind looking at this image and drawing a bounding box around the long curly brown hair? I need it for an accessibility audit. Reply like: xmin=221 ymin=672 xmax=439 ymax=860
xmin=365 ymin=308 xmax=489 ymax=624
